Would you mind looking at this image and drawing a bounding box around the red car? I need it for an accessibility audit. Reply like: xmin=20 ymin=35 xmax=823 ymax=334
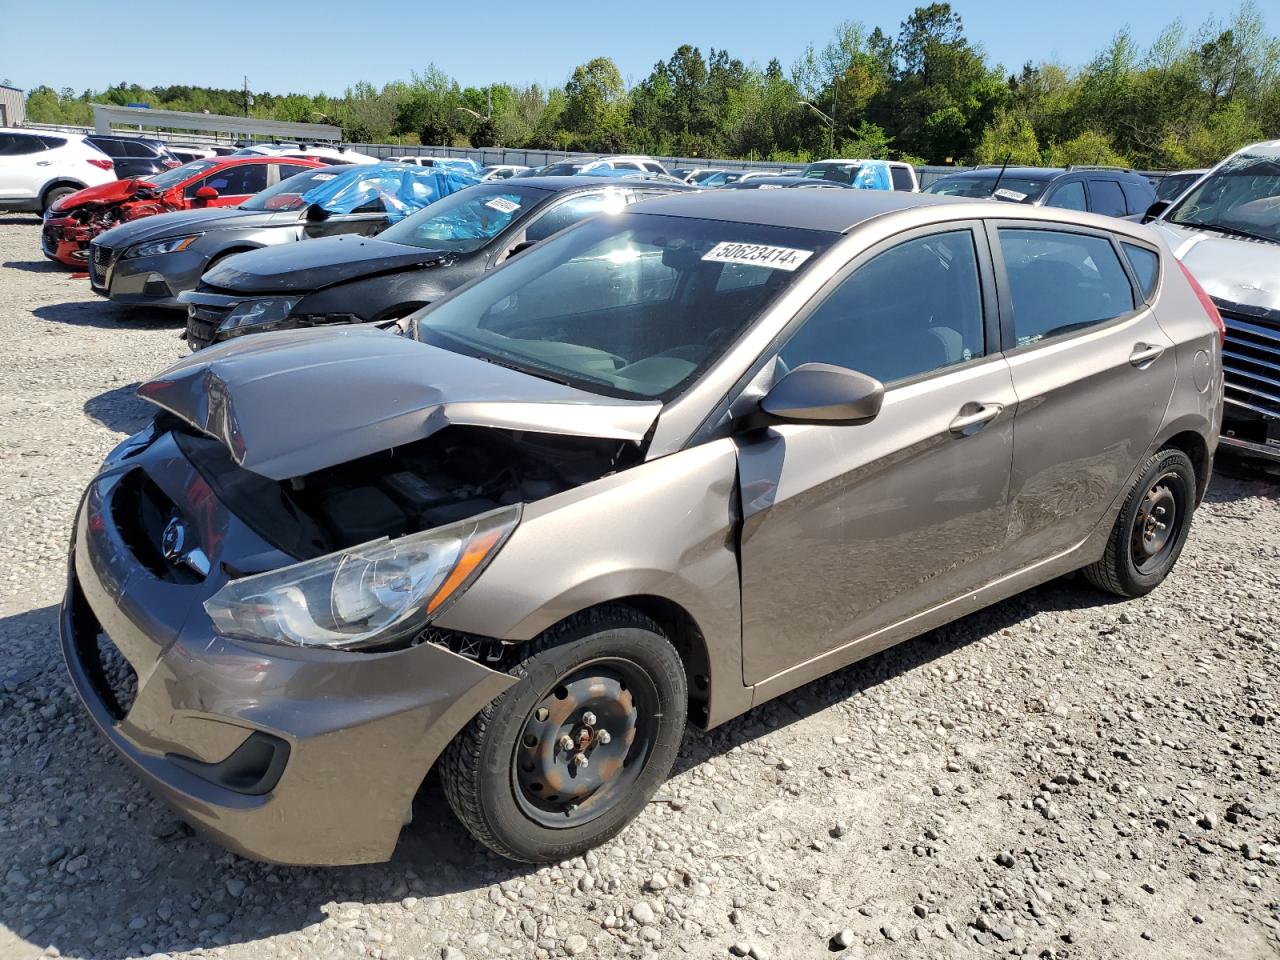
xmin=41 ymin=156 xmax=326 ymax=266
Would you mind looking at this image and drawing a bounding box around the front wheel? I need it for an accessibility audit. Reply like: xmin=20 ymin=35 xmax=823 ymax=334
xmin=1083 ymin=447 xmax=1197 ymax=597
xmin=439 ymin=607 xmax=687 ymax=863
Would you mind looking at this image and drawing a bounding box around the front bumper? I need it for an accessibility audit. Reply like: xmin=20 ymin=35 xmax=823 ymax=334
xmin=42 ymin=215 xmax=92 ymax=266
xmin=61 ymin=433 xmax=515 ymax=865
xmin=90 ymin=244 xmax=208 ymax=309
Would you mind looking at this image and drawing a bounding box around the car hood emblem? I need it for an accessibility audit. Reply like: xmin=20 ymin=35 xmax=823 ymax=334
xmin=161 ymin=515 xmax=210 ymax=577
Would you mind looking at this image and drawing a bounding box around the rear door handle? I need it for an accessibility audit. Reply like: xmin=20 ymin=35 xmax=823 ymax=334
xmin=1129 ymin=343 xmax=1165 ymax=367
xmin=949 ymin=402 xmax=1003 ymax=436
xmin=36 ymin=160 xmax=51 ymax=166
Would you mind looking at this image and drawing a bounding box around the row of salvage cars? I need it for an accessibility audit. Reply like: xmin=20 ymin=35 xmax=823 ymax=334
xmin=31 ymin=137 xmax=1280 ymax=867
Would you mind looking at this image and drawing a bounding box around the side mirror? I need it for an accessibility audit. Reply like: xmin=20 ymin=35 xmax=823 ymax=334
xmin=1141 ymin=199 xmax=1170 ymax=223
xmin=754 ymin=363 xmax=884 ymax=427
xmin=506 ymin=240 xmax=537 ymax=260
xmin=194 ymin=186 xmax=219 ymax=202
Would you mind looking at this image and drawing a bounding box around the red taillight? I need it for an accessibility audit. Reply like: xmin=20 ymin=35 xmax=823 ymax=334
xmin=1176 ymin=259 xmax=1224 ymax=345
xmin=86 ymin=158 xmax=114 ymax=171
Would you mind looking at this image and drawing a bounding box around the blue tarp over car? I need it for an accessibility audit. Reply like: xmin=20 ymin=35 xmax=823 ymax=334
xmin=301 ymin=164 xmax=479 ymax=222
xmin=851 ymin=160 xmax=892 ymax=190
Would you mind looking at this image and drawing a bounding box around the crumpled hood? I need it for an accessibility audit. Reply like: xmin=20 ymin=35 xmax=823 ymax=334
xmin=137 ymin=326 xmax=661 ymax=480
xmin=95 ymin=205 xmax=283 ymax=248
xmin=53 ymin=178 xmax=158 ymax=213
xmin=1150 ymin=221 xmax=1280 ymax=319
xmin=202 ymin=235 xmax=449 ymax=294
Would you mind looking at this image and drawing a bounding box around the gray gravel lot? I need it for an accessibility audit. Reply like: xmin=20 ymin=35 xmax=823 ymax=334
xmin=0 ymin=216 xmax=1278 ymax=960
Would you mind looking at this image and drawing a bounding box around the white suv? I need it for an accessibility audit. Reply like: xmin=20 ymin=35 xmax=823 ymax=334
xmin=0 ymin=128 xmax=117 ymax=213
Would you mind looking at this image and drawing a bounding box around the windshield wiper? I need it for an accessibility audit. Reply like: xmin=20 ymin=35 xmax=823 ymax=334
xmin=1179 ymin=220 xmax=1278 ymax=245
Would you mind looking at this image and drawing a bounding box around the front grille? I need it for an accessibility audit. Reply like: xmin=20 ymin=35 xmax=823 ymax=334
xmin=186 ymin=303 xmax=231 ymax=350
xmin=109 ymin=470 xmax=204 ymax=583
xmin=89 ymin=244 xmax=112 ymax=286
xmin=67 ymin=580 xmax=138 ymax=721
xmin=1219 ymin=306 xmax=1280 ymax=420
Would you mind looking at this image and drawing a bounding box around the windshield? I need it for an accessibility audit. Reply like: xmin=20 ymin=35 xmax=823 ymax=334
xmin=379 ymin=184 xmax=544 ymax=253
xmin=1166 ymin=152 xmax=1280 ymax=243
xmin=924 ymin=175 xmax=1052 ymax=201
xmin=147 ymin=159 xmax=220 ymax=189
xmin=237 ymin=166 xmax=356 ymax=212
xmin=412 ymin=212 xmax=838 ymax=399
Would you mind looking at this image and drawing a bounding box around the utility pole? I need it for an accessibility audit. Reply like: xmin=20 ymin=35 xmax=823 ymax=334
xmin=243 ymin=76 xmax=252 ymax=118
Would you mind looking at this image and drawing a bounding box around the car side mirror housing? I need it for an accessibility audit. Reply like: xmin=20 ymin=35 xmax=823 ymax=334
xmin=194 ymin=186 xmax=219 ymax=201
xmin=752 ymin=363 xmax=885 ymax=427
xmin=1141 ymin=199 xmax=1170 ymax=223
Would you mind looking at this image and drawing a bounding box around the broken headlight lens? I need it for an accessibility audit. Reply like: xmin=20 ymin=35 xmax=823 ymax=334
xmin=217 ymin=297 xmax=301 ymax=335
xmin=127 ymin=235 xmax=200 ymax=258
xmin=203 ymin=505 xmax=519 ymax=649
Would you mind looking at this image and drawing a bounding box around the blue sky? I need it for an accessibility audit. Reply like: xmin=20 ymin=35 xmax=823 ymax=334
xmin=2 ymin=0 xmax=1270 ymax=96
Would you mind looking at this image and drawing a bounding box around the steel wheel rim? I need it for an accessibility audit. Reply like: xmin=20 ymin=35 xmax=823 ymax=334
xmin=1131 ymin=471 xmax=1184 ymax=573
xmin=511 ymin=657 xmax=660 ymax=829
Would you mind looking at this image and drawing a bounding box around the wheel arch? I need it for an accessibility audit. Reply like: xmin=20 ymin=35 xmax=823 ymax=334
xmin=39 ymin=178 xmax=88 ymax=208
xmin=1160 ymin=429 xmax=1211 ymax=504
xmin=510 ymin=595 xmax=716 ymax=729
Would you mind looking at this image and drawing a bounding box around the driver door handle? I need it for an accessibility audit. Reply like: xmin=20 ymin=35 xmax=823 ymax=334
xmin=1129 ymin=343 xmax=1165 ymax=367
xmin=949 ymin=402 xmax=1003 ymax=436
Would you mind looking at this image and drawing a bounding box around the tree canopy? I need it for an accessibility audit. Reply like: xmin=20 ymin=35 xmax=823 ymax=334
xmin=25 ymin=2 xmax=1279 ymax=169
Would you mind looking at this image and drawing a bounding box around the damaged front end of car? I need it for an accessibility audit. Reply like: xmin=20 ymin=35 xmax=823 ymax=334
xmin=61 ymin=325 xmax=663 ymax=863
xmin=43 ymin=179 xmax=185 ymax=266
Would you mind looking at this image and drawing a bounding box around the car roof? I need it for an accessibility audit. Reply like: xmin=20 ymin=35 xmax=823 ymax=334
xmin=507 ymin=175 xmax=690 ymax=193
xmin=939 ymin=166 xmax=1066 ymax=180
xmin=630 ymin=189 xmax=969 ymax=233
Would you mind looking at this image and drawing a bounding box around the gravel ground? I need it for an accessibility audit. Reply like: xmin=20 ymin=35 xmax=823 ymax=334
xmin=1 ymin=216 xmax=1278 ymax=960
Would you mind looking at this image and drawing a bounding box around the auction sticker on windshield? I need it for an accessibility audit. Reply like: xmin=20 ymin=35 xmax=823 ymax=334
xmin=485 ymin=197 xmax=521 ymax=214
xmin=702 ymin=242 xmax=813 ymax=271
xmin=993 ymin=188 xmax=1028 ymax=201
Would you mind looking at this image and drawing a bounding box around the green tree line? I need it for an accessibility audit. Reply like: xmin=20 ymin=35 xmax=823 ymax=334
xmin=22 ymin=1 xmax=1280 ymax=169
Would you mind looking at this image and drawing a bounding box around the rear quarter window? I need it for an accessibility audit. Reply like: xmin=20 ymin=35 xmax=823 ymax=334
xmin=890 ymin=166 xmax=915 ymax=191
xmin=1122 ymin=243 xmax=1160 ymax=301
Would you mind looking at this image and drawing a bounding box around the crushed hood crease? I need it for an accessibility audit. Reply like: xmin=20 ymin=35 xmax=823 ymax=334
xmin=137 ymin=327 xmax=661 ymax=480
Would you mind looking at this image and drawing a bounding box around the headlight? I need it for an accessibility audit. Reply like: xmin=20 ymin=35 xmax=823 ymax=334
xmin=128 ymin=235 xmax=200 ymax=258
xmin=216 ymin=297 xmax=301 ymax=335
xmin=204 ymin=505 xmax=519 ymax=649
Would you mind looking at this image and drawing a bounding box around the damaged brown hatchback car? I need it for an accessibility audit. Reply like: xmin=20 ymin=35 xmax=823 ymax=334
xmin=63 ymin=190 xmax=1224 ymax=865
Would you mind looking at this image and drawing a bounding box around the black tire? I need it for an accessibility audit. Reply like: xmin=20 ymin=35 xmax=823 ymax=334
xmin=440 ymin=606 xmax=687 ymax=863
xmin=1083 ymin=447 xmax=1196 ymax=597
xmin=41 ymin=185 xmax=79 ymax=214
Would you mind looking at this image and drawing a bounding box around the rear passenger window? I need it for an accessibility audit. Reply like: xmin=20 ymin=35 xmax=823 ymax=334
xmin=1088 ymin=179 xmax=1127 ymax=217
xmin=1122 ymin=243 xmax=1160 ymax=300
xmin=0 ymin=133 xmax=45 ymax=156
xmin=1045 ymin=181 xmax=1086 ymax=211
xmin=779 ymin=230 xmax=985 ymax=384
xmin=998 ymin=229 xmax=1136 ymax=346
xmin=890 ymin=166 xmax=915 ymax=191
xmin=37 ymin=135 xmax=67 ymax=149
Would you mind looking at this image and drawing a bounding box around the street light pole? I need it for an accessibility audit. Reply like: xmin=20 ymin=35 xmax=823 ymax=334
xmin=798 ymin=100 xmax=834 ymax=156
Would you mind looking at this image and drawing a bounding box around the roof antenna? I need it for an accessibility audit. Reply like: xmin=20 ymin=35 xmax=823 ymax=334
xmin=989 ymin=150 xmax=1012 ymax=199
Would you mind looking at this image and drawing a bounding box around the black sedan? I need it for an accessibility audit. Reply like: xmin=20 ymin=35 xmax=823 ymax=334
xmin=180 ymin=176 xmax=693 ymax=349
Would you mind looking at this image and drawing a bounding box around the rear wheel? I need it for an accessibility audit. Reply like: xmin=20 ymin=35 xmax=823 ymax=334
xmin=41 ymin=185 xmax=78 ymax=214
xmin=1083 ymin=447 xmax=1196 ymax=597
xmin=439 ymin=607 xmax=687 ymax=863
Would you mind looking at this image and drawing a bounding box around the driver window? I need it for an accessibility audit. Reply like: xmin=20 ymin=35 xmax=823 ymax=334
xmin=778 ymin=230 xmax=985 ymax=383
xmin=186 ymin=164 xmax=268 ymax=198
